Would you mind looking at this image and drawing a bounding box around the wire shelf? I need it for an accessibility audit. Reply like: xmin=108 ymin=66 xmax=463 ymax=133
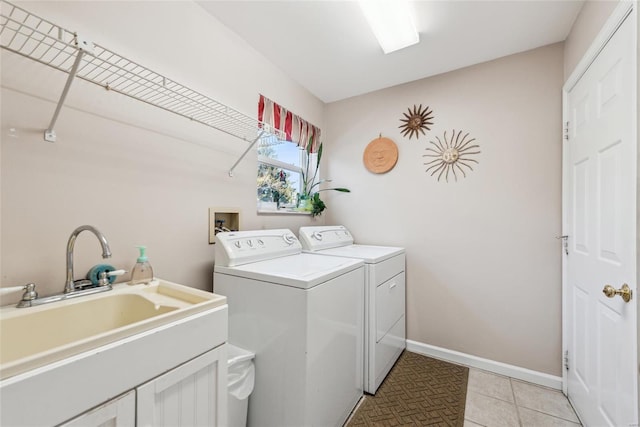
xmin=0 ymin=0 xmax=283 ymax=144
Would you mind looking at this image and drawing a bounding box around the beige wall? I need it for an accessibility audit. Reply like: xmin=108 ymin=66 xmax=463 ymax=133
xmin=324 ymin=43 xmax=564 ymax=375
xmin=564 ymin=1 xmax=621 ymax=80
xmin=0 ymin=1 xmax=324 ymax=300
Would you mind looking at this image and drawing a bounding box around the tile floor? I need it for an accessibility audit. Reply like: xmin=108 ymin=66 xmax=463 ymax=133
xmin=464 ymin=368 xmax=582 ymax=427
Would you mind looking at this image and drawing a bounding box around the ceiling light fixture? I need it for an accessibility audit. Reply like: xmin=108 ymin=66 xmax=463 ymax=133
xmin=359 ymin=0 xmax=419 ymax=54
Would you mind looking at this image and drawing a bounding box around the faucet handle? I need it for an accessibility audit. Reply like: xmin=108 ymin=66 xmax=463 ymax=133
xmin=0 ymin=283 xmax=37 ymax=299
xmin=98 ymin=271 xmax=109 ymax=286
xmin=0 ymin=285 xmax=30 ymax=296
xmin=15 ymin=283 xmax=38 ymax=308
xmin=99 ymin=269 xmax=127 ymax=286
xmin=107 ymin=269 xmax=127 ymax=277
xmin=22 ymin=283 xmax=38 ymax=301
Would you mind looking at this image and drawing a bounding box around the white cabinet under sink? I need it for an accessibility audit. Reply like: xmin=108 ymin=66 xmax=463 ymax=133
xmin=137 ymin=346 xmax=227 ymax=427
xmin=59 ymin=346 xmax=227 ymax=427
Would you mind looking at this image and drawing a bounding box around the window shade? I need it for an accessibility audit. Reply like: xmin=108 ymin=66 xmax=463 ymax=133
xmin=258 ymin=94 xmax=321 ymax=153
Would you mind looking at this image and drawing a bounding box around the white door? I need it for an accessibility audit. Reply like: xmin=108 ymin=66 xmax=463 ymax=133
xmin=59 ymin=390 xmax=135 ymax=427
xmin=564 ymin=5 xmax=637 ymax=426
xmin=137 ymin=346 xmax=227 ymax=427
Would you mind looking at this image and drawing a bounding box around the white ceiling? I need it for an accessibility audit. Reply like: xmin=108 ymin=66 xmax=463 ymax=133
xmin=198 ymin=1 xmax=584 ymax=103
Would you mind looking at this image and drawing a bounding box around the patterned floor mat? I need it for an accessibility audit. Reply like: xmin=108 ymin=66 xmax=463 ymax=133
xmin=346 ymin=351 xmax=469 ymax=426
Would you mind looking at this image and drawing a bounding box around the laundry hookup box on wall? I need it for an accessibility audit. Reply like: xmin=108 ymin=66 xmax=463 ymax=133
xmin=208 ymin=207 xmax=240 ymax=244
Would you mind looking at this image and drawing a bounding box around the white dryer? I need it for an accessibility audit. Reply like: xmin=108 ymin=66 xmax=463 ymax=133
xmin=298 ymin=225 xmax=405 ymax=394
xmin=214 ymin=229 xmax=364 ymax=427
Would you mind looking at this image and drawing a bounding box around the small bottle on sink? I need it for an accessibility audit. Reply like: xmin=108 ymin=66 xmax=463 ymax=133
xmin=130 ymin=246 xmax=154 ymax=285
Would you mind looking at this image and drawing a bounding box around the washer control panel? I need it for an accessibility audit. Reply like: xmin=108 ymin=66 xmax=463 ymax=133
xmin=298 ymin=226 xmax=354 ymax=251
xmin=215 ymin=229 xmax=301 ymax=266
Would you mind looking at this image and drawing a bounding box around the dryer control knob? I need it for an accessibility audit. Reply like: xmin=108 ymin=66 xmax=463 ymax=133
xmin=234 ymin=241 xmax=241 ymax=248
xmin=283 ymin=234 xmax=296 ymax=245
xmin=312 ymin=232 xmax=323 ymax=240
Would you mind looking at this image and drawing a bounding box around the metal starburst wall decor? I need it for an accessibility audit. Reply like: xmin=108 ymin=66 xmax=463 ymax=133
xmin=423 ymin=129 xmax=480 ymax=182
xmin=399 ymin=104 xmax=434 ymax=139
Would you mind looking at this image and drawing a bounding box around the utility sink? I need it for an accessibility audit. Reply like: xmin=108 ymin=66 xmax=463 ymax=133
xmin=0 ymin=279 xmax=226 ymax=380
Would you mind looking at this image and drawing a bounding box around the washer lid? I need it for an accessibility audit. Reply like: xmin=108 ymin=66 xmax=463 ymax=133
xmin=311 ymin=244 xmax=405 ymax=264
xmin=214 ymin=253 xmax=364 ymax=289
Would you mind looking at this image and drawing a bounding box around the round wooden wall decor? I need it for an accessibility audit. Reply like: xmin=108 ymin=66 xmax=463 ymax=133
xmin=363 ymin=137 xmax=399 ymax=174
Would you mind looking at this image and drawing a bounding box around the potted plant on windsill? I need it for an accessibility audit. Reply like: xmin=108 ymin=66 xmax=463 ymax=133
xmin=299 ymin=140 xmax=350 ymax=217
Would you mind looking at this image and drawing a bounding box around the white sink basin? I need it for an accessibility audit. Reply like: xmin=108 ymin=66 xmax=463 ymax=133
xmin=0 ymin=279 xmax=226 ymax=380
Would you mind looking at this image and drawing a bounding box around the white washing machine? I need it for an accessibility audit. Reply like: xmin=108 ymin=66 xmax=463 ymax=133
xmin=214 ymin=229 xmax=364 ymax=427
xmin=298 ymin=225 xmax=405 ymax=394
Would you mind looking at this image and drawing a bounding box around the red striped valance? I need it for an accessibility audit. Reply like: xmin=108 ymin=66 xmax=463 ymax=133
xmin=258 ymin=94 xmax=321 ymax=153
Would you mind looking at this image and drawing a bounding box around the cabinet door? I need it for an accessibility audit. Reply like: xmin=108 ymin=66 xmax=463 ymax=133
xmin=137 ymin=346 xmax=227 ymax=427
xmin=59 ymin=390 xmax=135 ymax=427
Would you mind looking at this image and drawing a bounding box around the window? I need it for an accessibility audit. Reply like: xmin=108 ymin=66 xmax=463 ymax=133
xmin=257 ymin=136 xmax=305 ymax=211
xmin=257 ymin=95 xmax=321 ymax=213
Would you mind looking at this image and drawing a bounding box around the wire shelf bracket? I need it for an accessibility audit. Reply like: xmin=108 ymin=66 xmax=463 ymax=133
xmin=44 ymin=34 xmax=94 ymax=142
xmin=0 ymin=0 xmax=282 ymax=170
xmin=228 ymin=130 xmax=265 ymax=177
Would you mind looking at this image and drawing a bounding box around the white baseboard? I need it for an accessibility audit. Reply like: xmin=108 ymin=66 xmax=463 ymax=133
xmin=406 ymin=340 xmax=563 ymax=390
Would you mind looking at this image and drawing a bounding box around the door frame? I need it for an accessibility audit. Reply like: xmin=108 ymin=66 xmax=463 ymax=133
xmin=561 ymin=0 xmax=637 ymax=408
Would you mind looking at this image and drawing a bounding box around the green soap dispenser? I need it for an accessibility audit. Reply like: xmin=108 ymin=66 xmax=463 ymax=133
xmin=131 ymin=245 xmax=154 ymax=285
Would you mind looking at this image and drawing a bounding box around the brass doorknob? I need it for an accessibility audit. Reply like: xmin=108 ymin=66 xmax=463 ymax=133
xmin=602 ymin=284 xmax=632 ymax=303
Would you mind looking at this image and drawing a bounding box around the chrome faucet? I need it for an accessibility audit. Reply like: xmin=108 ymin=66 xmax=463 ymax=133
xmin=6 ymin=226 xmax=114 ymax=308
xmin=65 ymin=225 xmax=112 ymax=293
